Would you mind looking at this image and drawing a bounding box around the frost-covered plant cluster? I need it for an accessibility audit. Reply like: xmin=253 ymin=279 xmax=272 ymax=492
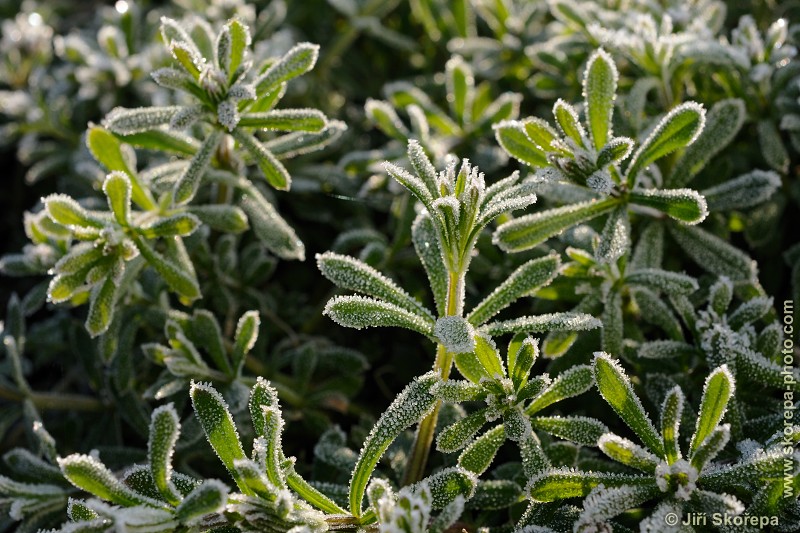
xmin=0 ymin=0 xmax=798 ymax=532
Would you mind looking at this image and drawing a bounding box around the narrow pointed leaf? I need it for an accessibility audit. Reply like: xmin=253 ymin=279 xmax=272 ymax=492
xmin=583 ymin=49 xmax=618 ymax=149
xmin=148 ymin=404 xmax=182 ymax=505
xmin=190 ymin=381 xmax=249 ymax=493
xmin=349 ymin=372 xmax=438 ymax=516
xmin=669 ymin=224 xmax=757 ymax=280
xmin=232 ymin=310 xmax=259 ymax=374
xmin=527 ymin=467 xmax=655 ymax=502
xmin=134 ymin=237 xmax=200 ymax=300
xmin=702 ymin=170 xmax=781 ymax=211
xmin=493 ymin=198 xmax=618 ymax=252
xmin=483 ymin=312 xmax=601 ymax=337
xmin=467 ymin=254 xmax=560 ymax=325
xmin=553 ymin=99 xmax=585 ymax=146
xmin=595 ymin=205 xmax=629 ymax=264
xmin=104 ymin=106 xmax=182 ymax=134
xmin=238 ymin=109 xmax=327 ymax=132
xmin=593 ymin=353 xmax=663 ymax=456
xmin=232 ymin=129 xmax=291 ymax=190
xmin=173 ymin=130 xmax=222 ymax=205
xmin=437 ymin=409 xmax=488 ymax=453
xmin=424 ymin=467 xmax=477 ymax=509
xmin=255 ymin=42 xmax=319 ymax=96
xmin=102 ymin=172 xmax=131 ymax=226
xmin=324 ymin=295 xmax=435 ymax=336
xmin=625 ymin=269 xmax=698 ymax=295
xmin=628 ymin=188 xmax=708 ymax=225
xmin=525 ymin=364 xmax=594 ymax=415
xmin=661 ymin=386 xmax=684 ymax=464
xmin=412 ymin=212 xmax=447 ymax=316
xmin=494 ymin=120 xmax=548 ymax=167
xmin=317 ymin=251 xmax=432 ymax=320
xmin=58 ymin=454 xmax=160 ymax=507
xmin=240 ymin=190 xmax=304 ymax=260
xmin=175 ymin=480 xmax=228 ymax=523
xmin=531 ymin=416 xmax=608 ymax=446
xmin=626 ymin=103 xmax=706 ymax=184
xmin=86 ymin=275 xmax=118 ymax=338
xmin=689 ymin=365 xmax=735 ymax=455
xmin=458 ymin=425 xmax=505 ymax=475
xmin=598 ymin=433 xmax=660 ymax=472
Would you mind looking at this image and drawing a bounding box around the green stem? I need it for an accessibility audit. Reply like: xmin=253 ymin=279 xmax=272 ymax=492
xmin=401 ymin=271 xmax=463 ymax=486
xmin=0 ymin=384 xmax=107 ymax=412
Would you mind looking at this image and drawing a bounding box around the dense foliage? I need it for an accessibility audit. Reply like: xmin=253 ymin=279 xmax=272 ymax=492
xmin=1 ymin=0 xmax=799 ymax=531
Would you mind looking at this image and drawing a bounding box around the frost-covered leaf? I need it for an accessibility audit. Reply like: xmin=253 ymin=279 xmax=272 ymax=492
xmin=531 ymin=416 xmax=608 ymax=446
xmin=493 ymin=199 xmax=618 ymax=252
xmin=669 ymin=224 xmax=757 ymax=280
xmin=324 ymin=295 xmax=435 ymax=336
xmin=626 ymin=269 xmax=698 ymax=295
xmin=598 ymin=433 xmax=660 ymax=472
xmin=526 ymin=364 xmax=594 ymax=415
xmin=139 ymin=213 xmax=200 ymax=239
xmin=134 ymin=238 xmax=200 ymax=300
xmin=527 ymin=467 xmax=654 ymax=502
xmin=317 ymin=252 xmax=432 ymax=320
xmin=104 ymin=106 xmax=181 ymax=134
xmin=689 ymin=366 xmax=734 ymax=456
xmin=553 ymin=99 xmax=585 ymax=146
xmin=628 ymin=188 xmax=708 ymax=225
xmin=173 ymin=130 xmax=222 ymax=205
xmin=239 ymin=109 xmax=327 ymax=132
xmin=446 ymin=55 xmax=474 ymax=124
xmin=85 ymin=275 xmax=119 ymax=338
xmin=667 ymin=99 xmax=746 ymax=187
xmin=509 ymin=336 xmax=538 ymax=390
xmin=757 ymin=120 xmax=789 ymax=174
xmin=728 ymin=296 xmax=772 ymax=329
xmin=232 ymin=311 xmax=259 ymax=374
xmin=595 ymin=206 xmax=629 ymax=264
xmin=232 ymin=129 xmax=290 ymax=191
xmin=412 ymin=212 xmax=448 ymax=316
xmin=148 ymin=403 xmax=181 ymax=505
xmin=44 ymin=194 xmax=103 ymax=229
xmin=702 ymin=170 xmax=781 ymax=211
xmin=365 ymin=99 xmax=408 ymax=140
xmin=631 ymin=221 xmax=664 ymax=269
xmin=438 ymin=408 xmax=488 ymax=453
xmin=661 ymin=386 xmax=684 ymax=464
xmin=638 ymin=340 xmax=696 ymax=360
xmin=575 ymin=483 xmax=660 ymax=530
xmin=494 ymin=120 xmax=548 ymax=167
xmin=467 ymin=254 xmax=560 ymax=325
xmin=419 ymin=467 xmax=476 ymax=509
xmin=690 ymin=424 xmax=730 ymax=470
xmin=58 ymin=454 xmax=158 ymax=507
xmin=186 ymin=204 xmax=248 ymax=233
xmin=458 ymin=425 xmax=505 ymax=475
xmin=240 ymin=190 xmax=304 ymax=261
xmin=482 ymin=312 xmax=601 ymax=336
xmin=349 ymin=372 xmax=438 ymax=516
xmin=626 ymin=103 xmax=706 ymax=185
xmin=175 ymin=479 xmax=228 ymax=524
xmin=190 ymin=381 xmax=248 ymax=493
xmin=255 ymin=42 xmax=319 ymax=96
xmin=593 ymin=353 xmax=663 ymax=456
xmin=601 ymin=290 xmax=623 ymax=356
xmin=583 ymin=48 xmax=618 ymax=149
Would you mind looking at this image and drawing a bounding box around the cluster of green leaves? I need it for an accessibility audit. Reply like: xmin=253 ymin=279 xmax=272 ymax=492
xmin=1 ymin=1 xmax=798 ymax=532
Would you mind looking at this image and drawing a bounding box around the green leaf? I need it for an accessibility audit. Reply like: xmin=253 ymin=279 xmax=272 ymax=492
xmin=593 ymin=353 xmax=663 ymax=456
xmin=115 ymin=129 xmax=200 ymax=156
xmin=668 ymin=224 xmax=757 ymax=280
xmin=412 ymin=212 xmax=448 ymax=316
xmin=598 ymin=434 xmax=660 ymax=471
xmin=596 ymin=137 xmax=634 ymax=167
xmin=583 ymin=49 xmax=618 ymax=149
xmin=509 ymin=336 xmax=538 ymax=390
xmin=667 ymin=99 xmax=746 ymax=187
xmin=175 ymin=480 xmax=228 ymax=523
xmin=240 ymin=189 xmax=304 ymax=260
xmin=103 ymin=106 xmax=182 ymax=135
xmin=438 ymin=409 xmax=489 ymax=453
xmin=690 ymin=424 xmax=730 ymax=470
xmin=287 ymin=470 xmax=347 ymax=514
xmin=522 ymin=117 xmax=560 ymax=152
xmin=525 ymin=365 xmax=594 ymax=415
xmin=265 ymin=119 xmax=346 ymax=159
xmin=531 ymin=416 xmax=608 ymax=446
xmin=625 ymin=268 xmax=698 ymax=295
xmin=44 ymin=194 xmax=104 ymax=228
xmin=493 ymin=198 xmax=618 ymax=253
xmin=186 ymin=204 xmax=248 ymax=233
xmin=324 ymin=295 xmax=435 ymax=337
xmin=628 ymin=188 xmax=708 ymax=225
xmin=661 ymin=386 xmax=684 ymax=464
xmin=232 ymin=311 xmax=259 ymax=374
xmin=139 ymin=213 xmax=200 ymax=238
xmin=87 ymin=126 xmax=154 ymax=210
xmin=86 ymin=275 xmax=119 ymax=338
xmin=626 ymin=103 xmax=706 ymax=185
xmin=494 ymin=120 xmax=548 ymax=167
xmin=248 ymin=376 xmax=279 ymax=438
xmin=148 ymin=403 xmax=181 ymax=505
xmin=689 ymin=365 xmax=735 ymax=456
xmin=467 ymin=254 xmax=560 ymax=325
xmin=58 ymin=454 xmax=160 ymax=507
xmin=317 ymin=251 xmax=433 ymax=320
xmin=349 ymin=372 xmax=438 ymax=516
xmin=384 ymin=161 xmax=435 ymax=210
xmin=189 ymin=381 xmax=249 ymax=493
xmin=446 ymin=55 xmax=474 ymax=124
xmin=595 ymin=205 xmax=629 ymax=264
xmin=255 ymin=42 xmax=319 ymax=96
xmin=231 ymin=129 xmax=291 ymax=190
xmin=467 ymin=479 xmax=521 ymax=511
xmin=757 ymin=119 xmax=789 ymax=174
xmin=553 ymin=99 xmax=585 ymax=146
xmin=258 ymin=407 xmax=286 ymax=488
xmin=482 ymin=312 xmax=601 ymax=337
xmin=458 ymin=426 xmax=505 ymax=475
xmin=702 ymin=170 xmax=781 ymax=211
xmin=365 ymin=99 xmax=409 ymax=141
xmin=102 ymin=172 xmax=132 ymax=226
xmin=173 ymin=130 xmax=223 ymax=205
xmin=191 ymin=310 xmax=232 ymax=375
xmin=527 ymin=467 xmax=654 ymax=502
xmin=423 ymin=467 xmax=477 ymax=509
xmin=134 ymin=237 xmax=200 ymax=301
xmin=225 ymin=19 xmax=250 ymax=79
xmin=238 ymin=109 xmax=327 ymax=132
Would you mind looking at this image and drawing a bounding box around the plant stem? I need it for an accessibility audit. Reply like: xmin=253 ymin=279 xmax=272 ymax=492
xmin=401 ymin=271 xmax=463 ymax=486
xmin=0 ymin=384 xmax=107 ymax=412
